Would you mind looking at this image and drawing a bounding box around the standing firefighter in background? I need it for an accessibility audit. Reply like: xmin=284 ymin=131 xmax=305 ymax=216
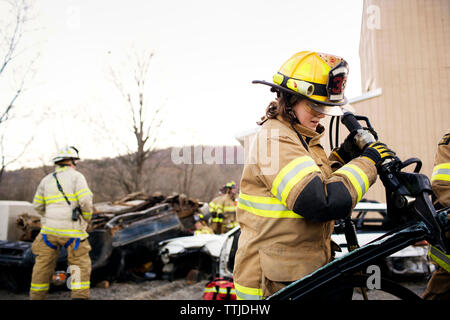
xmin=30 ymin=146 xmax=94 ymax=300
xmin=423 ymin=131 xmax=450 ymax=300
xmin=215 ymin=181 xmax=238 ymax=234
xmin=209 ymin=188 xmax=224 ymax=234
xmin=211 ymin=182 xmax=238 ymax=234
xmin=233 ymin=51 xmax=396 ymax=299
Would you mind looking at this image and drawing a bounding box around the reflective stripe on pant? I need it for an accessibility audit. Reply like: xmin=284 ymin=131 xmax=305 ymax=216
xmin=211 ymin=221 xmax=223 ymax=234
xmin=234 ymin=282 xmax=263 ymax=300
xmin=211 ymin=213 xmax=225 ymax=234
xmin=30 ymin=233 xmax=92 ymax=300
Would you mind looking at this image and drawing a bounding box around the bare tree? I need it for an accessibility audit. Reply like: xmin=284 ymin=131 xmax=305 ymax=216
xmin=0 ymin=0 xmax=38 ymax=182
xmin=108 ymin=48 xmax=165 ymax=192
xmin=174 ymin=163 xmax=196 ymax=198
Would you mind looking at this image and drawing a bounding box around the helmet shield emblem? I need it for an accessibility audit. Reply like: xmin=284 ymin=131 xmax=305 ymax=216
xmin=326 ymin=60 xmax=349 ymax=102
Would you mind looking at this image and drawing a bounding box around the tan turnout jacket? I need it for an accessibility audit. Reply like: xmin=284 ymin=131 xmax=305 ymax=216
xmin=215 ymin=193 xmax=237 ymax=229
xmin=33 ymin=166 xmax=93 ymax=239
xmin=233 ymin=115 xmax=377 ymax=299
xmin=423 ymin=130 xmax=450 ymax=300
xmin=431 ymin=131 xmax=450 ymax=208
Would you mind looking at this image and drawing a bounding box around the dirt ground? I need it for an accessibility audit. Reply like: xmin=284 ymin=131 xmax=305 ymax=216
xmin=0 ymin=279 xmax=209 ymax=300
xmin=0 ymin=278 xmax=427 ymax=300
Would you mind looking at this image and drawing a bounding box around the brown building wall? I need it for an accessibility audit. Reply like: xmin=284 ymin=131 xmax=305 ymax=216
xmin=330 ymin=0 xmax=450 ymax=202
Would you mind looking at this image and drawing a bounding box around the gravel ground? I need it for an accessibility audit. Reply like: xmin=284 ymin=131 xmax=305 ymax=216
xmin=0 ymin=279 xmax=209 ymax=300
xmin=0 ymin=278 xmax=427 ymax=300
xmin=353 ymin=279 xmax=427 ymax=300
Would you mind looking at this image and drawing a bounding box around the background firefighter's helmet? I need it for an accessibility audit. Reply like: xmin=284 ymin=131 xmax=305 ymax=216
xmin=224 ymin=181 xmax=236 ymax=190
xmin=220 ymin=181 xmax=237 ymax=194
xmin=52 ymin=146 xmax=80 ymax=164
xmin=253 ymin=51 xmax=349 ymax=115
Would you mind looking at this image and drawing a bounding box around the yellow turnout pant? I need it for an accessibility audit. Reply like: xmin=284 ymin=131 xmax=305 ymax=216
xmin=29 ymin=233 xmax=92 ymax=300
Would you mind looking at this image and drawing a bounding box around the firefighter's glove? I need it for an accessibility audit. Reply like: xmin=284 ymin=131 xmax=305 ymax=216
xmin=361 ymin=142 xmax=396 ymax=167
xmin=333 ymin=132 xmax=362 ymax=164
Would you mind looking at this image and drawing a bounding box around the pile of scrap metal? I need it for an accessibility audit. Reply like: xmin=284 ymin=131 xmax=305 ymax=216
xmin=0 ymin=193 xmax=205 ymax=292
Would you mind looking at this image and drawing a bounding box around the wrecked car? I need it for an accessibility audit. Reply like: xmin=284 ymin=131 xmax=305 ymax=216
xmin=218 ymin=201 xmax=435 ymax=279
xmin=156 ymin=201 xmax=435 ymax=283
xmin=157 ymin=228 xmax=237 ymax=282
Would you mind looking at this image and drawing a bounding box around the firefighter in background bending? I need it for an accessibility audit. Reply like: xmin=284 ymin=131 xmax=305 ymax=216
xmin=30 ymin=146 xmax=93 ymax=300
xmin=422 ymin=131 xmax=450 ymax=300
xmin=193 ymin=214 xmax=214 ymax=235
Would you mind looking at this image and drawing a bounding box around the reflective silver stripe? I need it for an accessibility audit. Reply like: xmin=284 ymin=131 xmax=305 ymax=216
xmin=238 ymin=198 xmax=289 ymax=212
xmin=41 ymin=226 xmax=88 ymax=237
xmin=234 ymin=282 xmax=264 ymax=300
xmin=431 ymin=163 xmax=450 ymax=182
xmin=70 ymin=281 xmax=90 ymax=290
xmin=429 ymin=246 xmax=450 ymax=272
xmin=238 ymin=193 xmax=302 ymax=218
xmin=339 ymin=166 xmax=366 ymax=196
xmin=235 ymin=289 xmax=263 ymax=300
xmin=335 ymin=164 xmax=369 ymax=202
xmin=275 ymin=159 xmax=316 ymax=202
xmin=434 ymin=168 xmax=450 ymax=176
xmin=30 ymin=283 xmax=49 ymax=292
xmin=432 ymin=168 xmax=450 ymax=179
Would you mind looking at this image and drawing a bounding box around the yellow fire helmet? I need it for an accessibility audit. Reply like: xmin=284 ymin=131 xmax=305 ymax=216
xmin=225 ymin=181 xmax=236 ymax=189
xmin=52 ymin=146 xmax=80 ymax=164
xmin=253 ymin=51 xmax=349 ymax=115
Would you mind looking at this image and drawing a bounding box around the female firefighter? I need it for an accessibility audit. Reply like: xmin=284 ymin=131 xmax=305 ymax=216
xmin=233 ymin=51 xmax=396 ymax=299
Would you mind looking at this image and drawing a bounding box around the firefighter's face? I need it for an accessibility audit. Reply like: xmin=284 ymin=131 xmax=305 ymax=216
xmin=293 ymin=100 xmax=326 ymax=130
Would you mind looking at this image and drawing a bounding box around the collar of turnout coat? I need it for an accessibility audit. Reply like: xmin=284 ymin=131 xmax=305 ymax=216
xmin=275 ymin=114 xmax=325 ymax=147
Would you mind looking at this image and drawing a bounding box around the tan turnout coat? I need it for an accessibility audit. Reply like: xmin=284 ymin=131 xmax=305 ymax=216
xmin=423 ymin=130 xmax=450 ymax=300
xmin=33 ymin=166 xmax=93 ymax=239
xmin=233 ymin=115 xmax=377 ymax=299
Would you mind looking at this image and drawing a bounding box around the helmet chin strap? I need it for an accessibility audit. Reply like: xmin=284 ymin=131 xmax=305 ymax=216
xmin=281 ymin=92 xmax=310 ymax=151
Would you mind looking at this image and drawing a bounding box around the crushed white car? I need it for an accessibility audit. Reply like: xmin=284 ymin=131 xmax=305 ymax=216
xmin=158 ymin=202 xmax=436 ymax=281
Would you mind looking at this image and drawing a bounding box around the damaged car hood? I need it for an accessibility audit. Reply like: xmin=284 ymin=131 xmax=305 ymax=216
xmin=159 ymin=234 xmax=227 ymax=258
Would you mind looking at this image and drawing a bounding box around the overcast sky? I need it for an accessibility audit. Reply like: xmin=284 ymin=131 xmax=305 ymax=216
xmin=1 ymin=0 xmax=364 ymax=169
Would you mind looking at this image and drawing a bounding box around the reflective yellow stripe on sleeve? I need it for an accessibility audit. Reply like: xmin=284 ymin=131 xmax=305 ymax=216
xmin=234 ymin=282 xmax=263 ymax=300
xmin=33 ymin=195 xmax=45 ymax=204
xmin=334 ymin=164 xmax=369 ymax=203
xmin=75 ymin=188 xmax=93 ymax=200
xmin=429 ymin=245 xmax=450 ymax=273
xmin=431 ymin=163 xmax=450 ymax=183
xmin=238 ymin=193 xmax=302 ymax=219
xmin=271 ymin=156 xmax=321 ymax=206
xmin=82 ymin=211 xmax=92 ymax=220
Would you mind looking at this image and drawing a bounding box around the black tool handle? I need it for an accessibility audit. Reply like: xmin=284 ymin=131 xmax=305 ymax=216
xmin=341 ymin=112 xmax=377 ymax=150
xmin=341 ymin=112 xmax=363 ymax=132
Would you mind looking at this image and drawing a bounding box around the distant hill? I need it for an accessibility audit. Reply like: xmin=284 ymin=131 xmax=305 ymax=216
xmin=0 ymin=146 xmax=244 ymax=203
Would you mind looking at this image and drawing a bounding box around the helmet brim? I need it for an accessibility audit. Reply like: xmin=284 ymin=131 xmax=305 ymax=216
xmin=53 ymin=156 xmax=80 ymax=164
xmin=252 ymin=80 xmax=348 ymax=107
xmin=307 ymin=103 xmax=344 ymax=116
